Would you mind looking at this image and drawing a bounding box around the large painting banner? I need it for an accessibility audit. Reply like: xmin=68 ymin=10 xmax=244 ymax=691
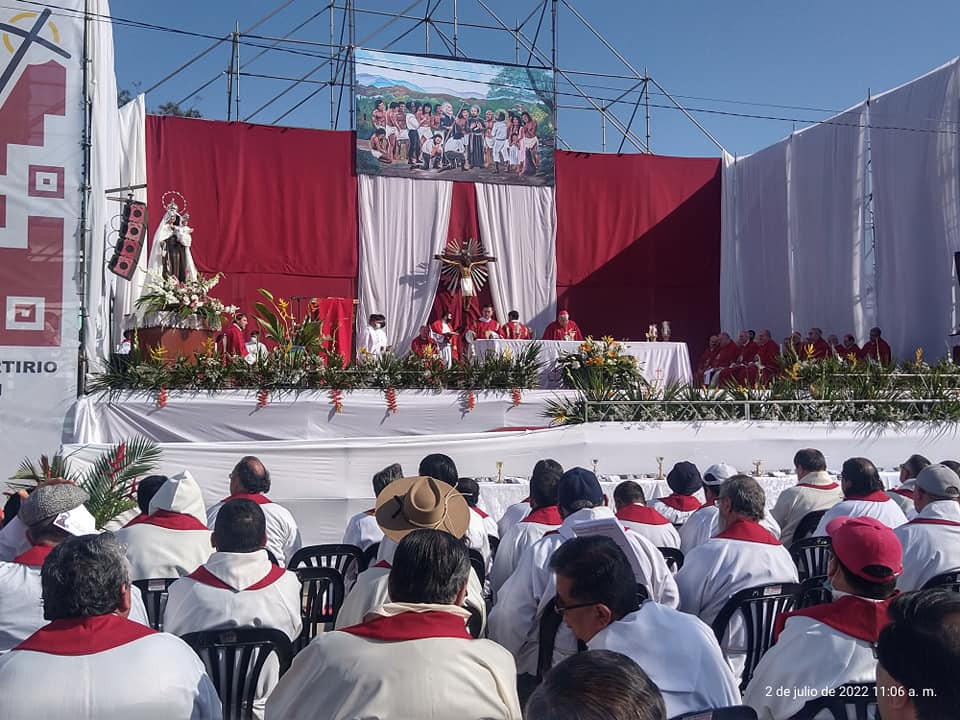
xmin=355 ymin=49 xmax=555 ymax=186
xmin=0 ymin=1 xmax=84 ymax=463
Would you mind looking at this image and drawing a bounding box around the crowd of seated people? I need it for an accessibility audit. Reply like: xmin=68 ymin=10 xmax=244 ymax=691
xmin=0 ymin=446 xmax=958 ymax=719
xmin=697 ymin=326 xmax=894 ymax=387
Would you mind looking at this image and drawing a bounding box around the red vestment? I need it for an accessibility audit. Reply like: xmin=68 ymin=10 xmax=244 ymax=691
xmin=737 ymin=341 xmax=759 ymax=365
xmin=736 ymin=340 xmax=782 ymax=385
xmin=696 ymin=347 xmax=718 ymax=377
xmin=542 ymin=320 xmax=583 ymax=341
xmin=710 ymin=342 xmax=740 ymax=369
xmin=840 ymin=343 xmax=861 ymax=360
xmin=471 ymin=318 xmax=501 ymax=340
xmin=500 ymin=321 xmax=532 ymax=340
xmin=222 ymin=322 xmax=246 ymax=356
xmin=430 ymin=320 xmax=460 ymax=361
xmin=860 ymin=339 xmax=892 ymax=365
xmin=802 ymin=338 xmax=831 ymax=360
xmin=411 ymin=335 xmax=439 ymax=357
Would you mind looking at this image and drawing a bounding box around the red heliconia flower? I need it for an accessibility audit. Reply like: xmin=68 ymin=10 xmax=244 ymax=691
xmin=257 ymin=389 xmax=269 ymax=408
xmin=330 ymin=388 xmax=344 ymax=414
xmin=157 ymin=388 xmax=168 ymax=409
xmin=511 ymin=387 xmax=522 ymax=408
xmin=466 ymin=389 xmax=476 ymax=412
xmin=385 ymin=387 xmax=398 ymax=414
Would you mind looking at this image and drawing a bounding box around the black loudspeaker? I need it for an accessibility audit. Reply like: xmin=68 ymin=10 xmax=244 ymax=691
xmin=108 ymin=200 xmax=147 ymax=280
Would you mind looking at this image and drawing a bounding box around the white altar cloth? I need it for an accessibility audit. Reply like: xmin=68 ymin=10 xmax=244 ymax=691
xmin=472 ymin=339 xmax=693 ymax=387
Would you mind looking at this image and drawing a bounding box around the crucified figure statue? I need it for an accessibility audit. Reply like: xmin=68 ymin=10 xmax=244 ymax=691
xmin=434 ymin=238 xmax=496 ymax=308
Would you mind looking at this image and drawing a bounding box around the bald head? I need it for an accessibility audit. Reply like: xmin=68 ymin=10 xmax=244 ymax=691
xmin=231 ymin=456 xmax=270 ymax=494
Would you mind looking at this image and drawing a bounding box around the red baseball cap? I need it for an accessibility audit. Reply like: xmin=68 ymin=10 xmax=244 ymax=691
xmin=826 ymin=515 xmax=903 ymax=583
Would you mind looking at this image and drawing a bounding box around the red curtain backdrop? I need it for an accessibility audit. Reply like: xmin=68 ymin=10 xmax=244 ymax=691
xmin=145 ymin=117 xmax=358 ymax=346
xmin=313 ymin=297 xmax=354 ymax=362
xmin=429 ymin=181 xmax=494 ymax=331
xmin=554 ymin=151 xmax=721 ymax=360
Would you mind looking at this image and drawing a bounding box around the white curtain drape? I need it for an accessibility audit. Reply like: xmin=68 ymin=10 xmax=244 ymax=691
xmin=871 ymin=58 xmax=960 ymax=360
xmin=787 ymin=103 xmax=869 ymax=339
xmin=475 ymin=183 xmax=557 ymax=336
xmin=84 ymin=0 xmax=122 ymax=371
xmin=113 ymin=94 xmax=148 ymax=342
xmin=358 ymin=175 xmax=452 ymax=353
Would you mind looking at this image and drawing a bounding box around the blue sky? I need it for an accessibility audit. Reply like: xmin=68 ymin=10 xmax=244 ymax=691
xmin=111 ymin=0 xmax=960 ymax=157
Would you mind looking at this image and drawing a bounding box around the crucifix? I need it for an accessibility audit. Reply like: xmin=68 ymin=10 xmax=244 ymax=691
xmin=434 ymin=238 xmax=496 ymax=309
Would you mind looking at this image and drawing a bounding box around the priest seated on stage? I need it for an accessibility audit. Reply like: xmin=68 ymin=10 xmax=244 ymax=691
xmin=500 ymin=310 xmax=533 ymax=340
xmin=703 ymin=332 xmax=739 ymax=385
xmin=840 ymin=333 xmax=861 ymax=359
xmin=114 ymin=471 xmax=213 ymax=581
xmin=745 ymin=516 xmax=903 ymax=720
xmin=0 ymin=533 xmax=221 ymax=720
xmin=411 ymin=325 xmax=439 ymax=357
xmin=695 ymin=334 xmax=720 ymax=381
xmin=860 ymin=326 xmax=893 ymax=365
xmin=471 ymin=305 xmax=501 ymax=340
xmin=207 ymin=456 xmax=302 ymax=567
xmin=342 ymin=463 xmax=403 ymax=551
xmin=650 ymin=462 xmax=704 ymax=527
xmin=613 ymin=480 xmax=680 ymax=549
xmin=802 ymin=327 xmax=831 ymax=360
xmin=268 ymin=529 xmax=522 ymax=720
xmin=542 ymin=310 xmax=583 ymax=341
xmin=165 ymin=499 xmax=302 ymax=719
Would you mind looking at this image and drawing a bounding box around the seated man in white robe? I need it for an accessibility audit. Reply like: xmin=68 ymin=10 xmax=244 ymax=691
xmin=114 ymin=470 xmax=213 ymax=580
xmin=342 ymin=463 xmax=402 ymax=551
xmin=0 ymin=533 xmax=221 ymax=720
xmin=267 ymin=529 xmax=522 ymax=720
xmin=206 ymin=456 xmax=302 ymax=566
xmin=551 ymin=536 xmax=740 ymax=717
xmin=457 ymin=477 xmax=500 ymax=539
xmin=680 ymin=463 xmax=780 ymax=554
xmin=334 ymin=476 xmax=486 ymax=632
xmin=490 ymin=459 xmax=564 ymax=602
xmin=745 ymin=515 xmax=903 ymax=720
xmin=675 ymin=474 xmax=798 ymax=683
xmin=814 ymin=457 xmax=908 ymax=536
xmin=489 ymin=468 xmax=678 ymax=684
xmin=894 ymin=463 xmax=960 ymax=590
xmin=886 ymin=453 xmax=930 ymax=518
xmin=165 ymin=499 xmax=302 ymax=719
xmin=613 ymin=480 xmax=680 ymax=549
xmin=526 ymin=650 xmax=666 ymax=720
xmin=650 ymin=461 xmax=704 ymax=526
xmin=770 ymin=448 xmax=843 ymax=548
xmin=498 ymin=499 xmax=531 ymax=535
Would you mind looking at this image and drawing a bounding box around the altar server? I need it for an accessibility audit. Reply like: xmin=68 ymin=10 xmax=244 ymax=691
xmin=770 ymin=448 xmax=843 ymax=547
xmin=675 ymin=475 xmax=798 ymax=682
xmin=0 ymin=534 xmax=221 ymax=720
xmin=894 ymin=464 xmax=960 ymax=591
xmin=680 ymin=464 xmax=781 ymax=554
xmin=342 ymin=463 xmax=402 ymax=551
xmin=552 ymin=536 xmax=740 ymax=718
xmin=498 ymin=499 xmax=531 ymax=535
xmin=115 ymin=470 xmax=212 ymax=580
xmin=165 ymin=499 xmax=302 ymax=719
xmin=650 ymin=461 xmax=703 ymax=526
xmin=359 ymin=313 xmax=389 ymax=357
xmin=268 ymin=529 xmax=521 ymax=720
xmin=745 ymin=516 xmax=902 ymax=720
xmin=613 ymin=480 xmax=681 ymax=549
xmin=489 ymin=459 xmax=564 ymax=601
xmin=207 ymin=456 xmax=301 ymax=566
xmin=814 ymin=457 xmax=908 ymax=536
xmin=489 ymin=468 xmax=678 ymax=679
xmin=334 ymin=476 xmax=486 ymax=632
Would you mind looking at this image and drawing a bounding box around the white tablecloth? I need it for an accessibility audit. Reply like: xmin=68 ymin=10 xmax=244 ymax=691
xmin=472 ymin=339 xmax=692 ymax=388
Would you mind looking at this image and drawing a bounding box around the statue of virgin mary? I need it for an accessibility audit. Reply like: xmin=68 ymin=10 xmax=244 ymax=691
xmin=146 ymin=194 xmax=197 ymax=284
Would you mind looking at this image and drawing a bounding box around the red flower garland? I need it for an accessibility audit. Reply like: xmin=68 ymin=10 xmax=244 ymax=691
xmin=330 ymin=388 xmax=344 ymax=413
xmin=157 ymin=388 xmax=168 ymax=409
xmin=511 ymin=387 xmax=522 ymax=407
xmin=465 ymin=389 xmax=477 ymax=412
xmin=257 ymin=389 xmax=269 ymax=408
xmin=385 ymin=387 xmax=398 ymax=414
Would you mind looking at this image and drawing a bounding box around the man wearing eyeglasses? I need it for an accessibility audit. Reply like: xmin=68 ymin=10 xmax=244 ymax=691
xmin=550 ymin=536 xmax=739 ymax=719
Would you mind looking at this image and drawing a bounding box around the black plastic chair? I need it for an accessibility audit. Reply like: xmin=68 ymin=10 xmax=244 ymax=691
xmin=789 ymin=536 xmax=833 ymax=582
xmin=659 ymin=547 xmax=685 ymax=572
xmin=468 ymin=548 xmax=486 ymax=587
xmin=466 ymin=604 xmax=484 ymax=639
xmin=797 ymin=576 xmax=833 ymax=609
xmin=922 ymin=569 xmax=960 ymax=592
xmin=181 ymin=627 xmax=293 ymax=720
xmin=360 ymin=542 xmax=380 ymax=571
xmin=788 ymin=683 xmax=877 ymax=720
xmin=711 ymin=582 xmax=801 ymax=692
xmin=131 ymin=578 xmax=178 ymax=631
xmin=294 ymin=567 xmax=345 ymax=653
xmin=288 ymin=544 xmax=364 ymax=590
xmin=537 ymin=595 xmax=565 ymax=680
xmin=793 ymin=509 xmax=828 ymax=543
xmin=670 ymin=706 xmax=758 ymax=720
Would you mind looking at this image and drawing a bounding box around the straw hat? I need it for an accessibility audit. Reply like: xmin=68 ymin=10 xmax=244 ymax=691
xmin=374 ymin=476 xmax=470 ymax=542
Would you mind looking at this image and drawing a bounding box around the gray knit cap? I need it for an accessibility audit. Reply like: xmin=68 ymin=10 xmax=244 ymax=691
xmin=19 ymin=484 xmax=90 ymax=527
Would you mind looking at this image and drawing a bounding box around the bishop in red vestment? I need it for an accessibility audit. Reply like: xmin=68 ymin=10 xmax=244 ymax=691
xmin=411 ymin=326 xmax=439 ymax=357
xmin=542 ymin=310 xmax=583 ymax=341
xmin=860 ymin=327 xmax=892 ymax=365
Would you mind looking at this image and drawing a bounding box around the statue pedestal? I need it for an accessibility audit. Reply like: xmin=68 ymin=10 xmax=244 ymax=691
xmin=138 ymin=326 xmax=218 ymax=362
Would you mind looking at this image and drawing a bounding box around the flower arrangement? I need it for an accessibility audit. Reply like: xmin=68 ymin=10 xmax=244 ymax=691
xmin=136 ymin=272 xmax=237 ymax=330
xmin=557 ymin=336 xmax=642 ymax=390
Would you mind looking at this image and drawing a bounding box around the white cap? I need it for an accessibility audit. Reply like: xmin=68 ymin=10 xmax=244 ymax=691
xmin=52 ymin=505 xmax=98 ymax=536
xmin=703 ymin=463 xmax=738 ymax=486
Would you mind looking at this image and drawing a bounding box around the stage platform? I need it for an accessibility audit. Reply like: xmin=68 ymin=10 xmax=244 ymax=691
xmin=63 ymin=418 xmax=954 ymax=544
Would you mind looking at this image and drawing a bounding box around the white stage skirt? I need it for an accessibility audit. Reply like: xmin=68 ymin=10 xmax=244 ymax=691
xmin=62 ymin=421 xmax=942 ymax=544
xmin=472 ymin=339 xmax=693 ymax=387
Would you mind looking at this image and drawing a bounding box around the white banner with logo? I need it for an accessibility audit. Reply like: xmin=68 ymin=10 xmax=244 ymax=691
xmin=0 ymin=1 xmax=86 ymax=468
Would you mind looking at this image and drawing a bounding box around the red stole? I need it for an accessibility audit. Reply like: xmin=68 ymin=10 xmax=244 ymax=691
xmin=715 ymin=519 xmax=780 ymax=545
xmin=521 ymin=506 xmax=563 ymax=526
xmin=15 ymin=614 xmax=155 ymax=655
xmin=187 ymin=563 xmax=286 ymax=591
xmin=796 ymin=482 xmax=840 ymax=490
xmin=616 ymin=504 xmax=671 ymax=526
xmin=658 ymin=494 xmax=702 ymax=512
xmin=411 ymin=336 xmax=437 ymax=356
xmin=470 ymin=506 xmax=489 ymax=519
xmin=910 ymin=517 xmax=960 ymax=527
xmin=891 ymin=487 xmax=915 ymax=499
xmin=221 ymin=492 xmax=272 ymax=505
xmin=775 ymin=593 xmax=896 ymax=643
xmin=848 ymin=490 xmax=892 ymax=503
xmin=14 ymin=544 xmax=54 ymax=568
xmin=374 ymin=560 xmax=392 ymax=569
xmin=123 ymin=509 xmax=208 ymax=531
xmin=340 ymin=610 xmax=471 ymax=641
